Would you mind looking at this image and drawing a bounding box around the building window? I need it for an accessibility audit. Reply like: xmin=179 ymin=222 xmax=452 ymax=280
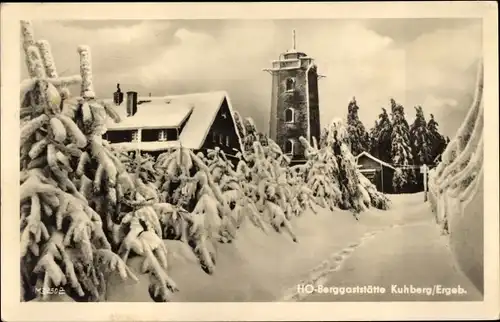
xmin=212 ymin=132 xmax=217 ymax=143
xmin=167 ymin=128 xmax=178 ymax=141
xmin=221 ymin=112 xmax=228 ymax=119
xmin=285 ymin=108 xmax=295 ymax=123
xmin=225 ymin=135 xmax=230 ymax=147
xmin=131 ymin=130 xmax=139 ymax=142
xmin=285 ymin=78 xmax=295 ymax=91
xmin=284 ymin=139 xmax=294 ymax=155
xmin=219 ymin=134 xmax=224 ymax=145
xmin=158 ymin=130 xmax=166 ymax=142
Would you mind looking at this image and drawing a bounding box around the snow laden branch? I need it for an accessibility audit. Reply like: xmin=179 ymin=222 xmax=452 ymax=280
xmin=426 ymin=60 xmax=484 ymax=294
xmin=428 ymin=59 xmax=484 ymax=234
xmin=20 ymin=25 xmax=135 ymax=302
xmin=298 ymin=136 xmax=341 ymax=211
xmin=20 ymin=22 xmax=81 ymax=117
xmin=20 ymin=22 xmax=177 ymax=303
xmin=239 ymin=140 xmax=300 ymax=242
xmin=232 ymin=115 xmax=324 ymax=240
xmin=204 ymin=147 xmax=268 ymax=233
xmin=155 ymin=146 xmax=235 ymax=274
xmin=314 ymin=118 xmax=390 ymax=215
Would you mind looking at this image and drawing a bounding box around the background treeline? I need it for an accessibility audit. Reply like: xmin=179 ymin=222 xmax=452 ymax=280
xmin=346 ymin=97 xmax=450 ymax=193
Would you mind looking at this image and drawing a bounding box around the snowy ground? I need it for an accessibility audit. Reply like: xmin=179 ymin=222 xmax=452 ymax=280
xmin=105 ymin=192 xmax=482 ymax=302
xmin=301 ymin=195 xmax=482 ymax=301
xmin=106 ymin=205 xmax=370 ymax=302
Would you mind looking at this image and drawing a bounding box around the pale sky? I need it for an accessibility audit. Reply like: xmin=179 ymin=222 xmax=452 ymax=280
xmin=23 ymin=19 xmax=482 ymax=137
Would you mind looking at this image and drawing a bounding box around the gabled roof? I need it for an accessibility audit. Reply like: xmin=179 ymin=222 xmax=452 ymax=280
xmin=103 ymin=90 xmax=243 ymax=151
xmin=355 ymin=151 xmax=396 ymax=170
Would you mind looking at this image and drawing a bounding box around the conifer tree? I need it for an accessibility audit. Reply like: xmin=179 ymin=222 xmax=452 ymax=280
xmin=20 ymin=22 xmax=138 ymax=302
xmin=20 ymin=21 xmax=177 ymax=303
xmin=389 ymin=99 xmax=414 ymax=192
xmin=154 ymin=146 xmax=237 ymax=275
xmin=368 ymin=120 xmax=379 ymax=158
xmin=295 ymin=118 xmax=390 ymax=214
xmin=371 ymin=108 xmax=393 ymax=163
xmin=320 ymin=119 xmax=368 ymax=215
xmin=239 ymin=116 xmax=263 ymax=152
xmin=427 ymin=114 xmax=447 ymax=163
xmin=409 ymin=106 xmax=432 ymax=165
xmin=203 ymin=147 xmax=268 ymax=232
xmin=297 ymin=136 xmax=341 ymax=211
xmin=72 ymin=47 xmax=178 ymax=303
xmin=245 ymin=141 xmax=299 ymax=241
xmin=346 ymin=97 xmax=369 ymax=156
xmin=232 ymin=116 xmax=309 ymax=241
xmin=232 ymin=111 xmax=247 ymax=142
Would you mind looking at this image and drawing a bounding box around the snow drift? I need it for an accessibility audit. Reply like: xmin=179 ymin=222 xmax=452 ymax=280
xmin=428 ymin=60 xmax=484 ymax=294
xmin=105 ymin=206 xmax=372 ymax=302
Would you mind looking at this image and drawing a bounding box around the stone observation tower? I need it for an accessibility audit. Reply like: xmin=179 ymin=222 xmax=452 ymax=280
xmin=263 ymin=30 xmax=324 ymax=164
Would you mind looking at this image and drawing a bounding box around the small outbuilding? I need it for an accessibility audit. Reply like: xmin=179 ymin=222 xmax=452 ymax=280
xmin=355 ymin=151 xmax=396 ymax=193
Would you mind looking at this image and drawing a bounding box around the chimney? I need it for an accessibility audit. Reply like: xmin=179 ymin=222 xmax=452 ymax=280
xmin=126 ymin=91 xmax=138 ymax=116
xmin=113 ymin=83 xmax=124 ymax=105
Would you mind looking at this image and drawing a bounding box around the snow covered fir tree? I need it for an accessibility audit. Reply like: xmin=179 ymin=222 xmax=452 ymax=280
xmin=20 ymin=21 xmax=176 ymax=302
xmin=369 ymin=107 xmax=393 ymax=163
xmin=346 ymin=97 xmax=370 ymax=156
xmin=428 ymin=59 xmax=484 ymax=295
xmin=350 ymin=97 xmax=449 ymax=193
xmin=389 ymin=99 xmax=415 ymax=193
xmin=409 ymin=106 xmax=433 ymax=165
xmin=18 ymin=21 xmax=469 ymax=304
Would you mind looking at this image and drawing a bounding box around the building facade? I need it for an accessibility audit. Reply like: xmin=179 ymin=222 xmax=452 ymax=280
xmin=264 ymin=31 xmax=322 ymax=164
xmin=356 ymin=151 xmax=396 ymax=194
xmin=103 ymin=87 xmax=243 ymax=160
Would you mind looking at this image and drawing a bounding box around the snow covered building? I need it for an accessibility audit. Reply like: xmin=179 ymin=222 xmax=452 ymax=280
xmin=103 ymin=86 xmax=244 ymax=159
xmin=263 ymin=30 xmax=323 ymax=164
xmin=355 ymin=151 xmax=396 ymax=193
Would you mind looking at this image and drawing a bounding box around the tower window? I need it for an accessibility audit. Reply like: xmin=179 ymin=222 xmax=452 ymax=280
xmin=212 ymin=132 xmax=217 ymax=143
xmin=284 ymin=139 xmax=294 ymax=155
xmin=285 ymin=108 xmax=295 ymax=123
xmin=219 ymin=133 xmax=224 ymax=145
xmin=285 ymin=78 xmax=295 ymax=91
xmin=225 ymin=135 xmax=230 ymax=147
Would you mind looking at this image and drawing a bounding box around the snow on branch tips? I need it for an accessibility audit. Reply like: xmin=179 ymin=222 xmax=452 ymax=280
xmin=36 ymin=40 xmax=58 ymax=79
xmin=428 ymin=58 xmax=484 ymax=234
xmin=19 ymin=23 xmax=167 ymax=303
xmin=315 ymin=118 xmax=389 ymax=214
xmin=21 ymin=20 xmax=37 ymax=77
xmin=78 ymin=45 xmax=95 ymax=99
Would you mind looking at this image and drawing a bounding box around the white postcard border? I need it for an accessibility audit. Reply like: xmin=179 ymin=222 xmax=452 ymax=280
xmin=1 ymin=2 xmax=498 ymax=321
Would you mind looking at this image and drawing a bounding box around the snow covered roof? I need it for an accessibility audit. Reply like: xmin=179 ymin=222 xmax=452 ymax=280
xmin=103 ymin=91 xmax=244 ymax=151
xmin=104 ymin=97 xmax=193 ymax=130
xmin=355 ymin=151 xmax=396 ymax=170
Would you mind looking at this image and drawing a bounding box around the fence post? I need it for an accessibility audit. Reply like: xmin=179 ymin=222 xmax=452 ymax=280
xmin=420 ymin=164 xmax=428 ymax=202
